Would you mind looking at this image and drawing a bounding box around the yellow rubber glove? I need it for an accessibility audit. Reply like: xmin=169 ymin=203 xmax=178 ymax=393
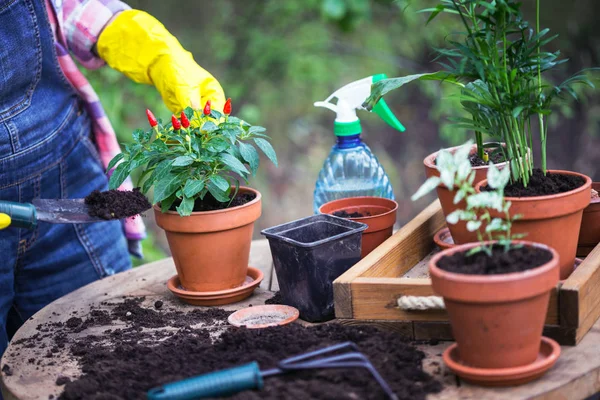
xmin=0 ymin=213 xmax=11 ymax=230
xmin=97 ymin=10 xmax=225 ymax=114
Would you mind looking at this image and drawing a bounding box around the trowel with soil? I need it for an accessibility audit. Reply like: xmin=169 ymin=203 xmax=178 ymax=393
xmin=0 ymin=188 xmax=150 ymax=230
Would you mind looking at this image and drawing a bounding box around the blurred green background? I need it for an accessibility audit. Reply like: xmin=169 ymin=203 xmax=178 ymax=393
xmin=84 ymin=0 xmax=600 ymax=264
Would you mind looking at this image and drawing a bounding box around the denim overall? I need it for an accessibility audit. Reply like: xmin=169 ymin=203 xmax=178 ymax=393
xmin=0 ymin=0 xmax=131 ymax=358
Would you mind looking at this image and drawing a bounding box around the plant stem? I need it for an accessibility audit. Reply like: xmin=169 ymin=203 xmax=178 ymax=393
xmin=537 ymin=0 xmax=546 ymax=174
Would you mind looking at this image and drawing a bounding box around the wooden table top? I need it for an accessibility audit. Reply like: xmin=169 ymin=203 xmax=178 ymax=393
xmin=2 ymin=239 xmax=600 ymax=400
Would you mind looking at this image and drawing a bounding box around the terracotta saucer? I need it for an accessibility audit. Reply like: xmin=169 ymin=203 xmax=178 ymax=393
xmin=167 ymin=267 xmax=264 ymax=306
xmin=433 ymin=227 xmax=454 ymax=250
xmin=443 ymin=336 xmax=560 ymax=386
xmin=228 ymin=304 xmax=299 ymax=329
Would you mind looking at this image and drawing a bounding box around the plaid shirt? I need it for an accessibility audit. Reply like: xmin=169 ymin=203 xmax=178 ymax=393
xmin=45 ymin=0 xmax=146 ymax=240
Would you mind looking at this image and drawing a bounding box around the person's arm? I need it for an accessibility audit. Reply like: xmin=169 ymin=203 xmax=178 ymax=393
xmin=96 ymin=9 xmax=225 ymax=113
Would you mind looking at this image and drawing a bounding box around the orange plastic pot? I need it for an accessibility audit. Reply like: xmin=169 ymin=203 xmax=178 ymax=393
xmin=430 ymin=241 xmax=559 ymax=369
xmin=476 ymin=170 xmax=591 ymax=280
xmin=577 ymin=182 xmax=600 ymax=257
xmin=319 ymin=197 xmax=398 ymax=258
xmin=154 ymin=187 xmax=261 ymax=292
xmin=424 ymin=144 xmax=508 ymax=245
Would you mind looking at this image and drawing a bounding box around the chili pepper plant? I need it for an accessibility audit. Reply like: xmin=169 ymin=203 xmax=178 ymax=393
xmin=107 ymin=100 xmax=277 ymax=217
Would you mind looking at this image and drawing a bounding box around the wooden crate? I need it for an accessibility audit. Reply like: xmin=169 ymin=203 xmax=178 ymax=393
xmin=334 ymin=200 xmax=600 ymax=345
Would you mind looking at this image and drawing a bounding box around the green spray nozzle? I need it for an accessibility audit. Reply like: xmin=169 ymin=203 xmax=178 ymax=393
xmin=314 ymin=74 xmax=405 ymax=136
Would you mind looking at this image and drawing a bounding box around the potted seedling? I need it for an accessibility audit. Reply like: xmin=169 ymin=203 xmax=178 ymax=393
xmin=366 ymin=0 xmax=594 ymax=278
xmin=108 ymin=99 xmax=278 ymax=295
xmin=413 ymin=142 xmax=560 ymax=382
xmin=318 ymin=196 xmax=398 ymax=258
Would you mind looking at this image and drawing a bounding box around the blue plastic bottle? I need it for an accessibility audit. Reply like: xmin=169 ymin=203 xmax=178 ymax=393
xmin=313 ymin=74 xmax=405 ymax=213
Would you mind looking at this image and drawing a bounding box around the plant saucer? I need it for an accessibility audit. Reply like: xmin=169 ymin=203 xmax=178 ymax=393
xmin=167 ymin=267 xmax=263 ymax=306
xmin=443 ymin=336 xmax=560 ymax=386
xmin=228 ymin=304 xmax=299 ymax=329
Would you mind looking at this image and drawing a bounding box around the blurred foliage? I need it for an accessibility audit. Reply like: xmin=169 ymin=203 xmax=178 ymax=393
xmin=83 ymin=0 xmax=599 ymax=254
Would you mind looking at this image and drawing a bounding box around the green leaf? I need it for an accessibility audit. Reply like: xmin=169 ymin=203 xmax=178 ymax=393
xmin=183 ymin=107 xmax=194 ymax=120
xmin=172 ymin=155 xmax=195 ymax=167
xmin=220 ymin=153 xmax=249 ymax=174
xmin=207 ymin=138 xmax=230 ymax=153
xmin=176 ymin=196 xmax=195 ymax=216
xmin=207 ymin=181 xmax=230 ymax=202
xmin=153 ymin=173 xmax=183 ymax=204
xmin=132 ymin=129 xmax=151 ymax=143
xmin=249 ymin=126 xmax=267 ymax=135
xmin=487 ymin=163 xmax=510 ymax=190
xmin=411 ymin=176 xmax=441 ymax=201
xmin=209 ymin=175 xmax=230 ymax=192
xmin=108 ymin=161 xmax=131 ymax=190
xmin=106 ymin=153 xmax=124 ymax=172
xmin=466 ymin=220 xmax=482 ymax=232
xmin=238 ymin=142 xmax=260 ymax=175
xmin=322 ymin=0 xmax=346 ymax=19
xmin=160 ymin=193 xmax=177 ymax=213
xmin=201 ymin=121 xmax=218 ymax=133
xmin=183 ymin=180 xmax=205 ymax=198
xmin=254 ymin=138 xmax=278 ymax=166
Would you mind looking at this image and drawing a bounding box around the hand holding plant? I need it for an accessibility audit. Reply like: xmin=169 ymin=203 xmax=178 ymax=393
xmin=107 ymin=100 xmax=278 ymax=217
xmin=412 ymin=141 xmax=523 ymax=255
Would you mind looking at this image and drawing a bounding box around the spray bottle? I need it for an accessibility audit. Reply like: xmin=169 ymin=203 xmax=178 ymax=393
xmin=313 ymin=74 xmax=405 ymax=213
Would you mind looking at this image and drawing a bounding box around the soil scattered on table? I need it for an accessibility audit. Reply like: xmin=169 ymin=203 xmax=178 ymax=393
xmin=437 ymin=245 xmax=553 ymax=275
xmin=265 ymin=291 xmax=283 ymax=305
xmin=85 ymin=188 xmax=151 ymax=220
xmin=482 ymin=168 xmax=585 ymax=197
xmin=8 ymin=297 xmax=441 ymax=400
xmin=172 ymin=191 xmax=256 ymax=212
xmin=333 ymin=210 xmax=371 ymax=218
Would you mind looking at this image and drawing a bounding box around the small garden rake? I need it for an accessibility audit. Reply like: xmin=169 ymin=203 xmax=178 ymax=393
xmin=147 ymin=341 xmax=398 ymax=400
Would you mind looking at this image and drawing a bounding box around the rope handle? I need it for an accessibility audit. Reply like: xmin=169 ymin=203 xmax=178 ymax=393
xmin=397 ymin=296 xmax=445 ymax=311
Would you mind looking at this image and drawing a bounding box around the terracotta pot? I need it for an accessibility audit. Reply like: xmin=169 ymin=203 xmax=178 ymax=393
xmin=318 ymin=197 xmax=398 ymax=258
xmin=476 ymin=170 xmax=592 ymax=280
xmin=424 ymin=143 xmax=508 ymax=245
xmin=154 ymin=187 xmax=262 ymax=292
xmin=577 ymin=182 xmax=600 ymax=257
xmin=430 ymin=241 xmax=559 ymax=369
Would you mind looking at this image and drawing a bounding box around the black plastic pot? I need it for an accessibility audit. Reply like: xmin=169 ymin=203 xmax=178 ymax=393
xmin=261 ymin=214 xmax=367 ymax=322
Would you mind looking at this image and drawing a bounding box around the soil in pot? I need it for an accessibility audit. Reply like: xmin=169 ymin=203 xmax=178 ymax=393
xmin=437 ymin=245 xmax=553 ymax=275
xmin=171 ymin=191 xmax=257 ymax=212
xmin=435 ymin=148 xmax=505 ymax=167
xmin=482 ymin=168 xmax=585 ymax=197
xmin=333 ymin=210 xmax=371 ymax=218
xmin=6 ymin=297 xmax=442 ymax=400
xmin=84 ymin=188 xmax=151 ymax=220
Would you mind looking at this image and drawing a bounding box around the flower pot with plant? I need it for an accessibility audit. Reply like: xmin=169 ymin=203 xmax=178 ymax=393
xmin=413 ymin=142 xmax=560 ymax=381
xmin=318 ymin=196 xmax=398 ymax=258
xmin=366 ymin=0 xmax=594 ymax=277
xmin=108 ymin=99 xmax=278 ymax=293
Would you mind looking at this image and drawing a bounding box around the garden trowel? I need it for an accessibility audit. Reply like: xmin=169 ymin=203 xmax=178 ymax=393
xmin=0 ymin=199 xmax=118 ymax=230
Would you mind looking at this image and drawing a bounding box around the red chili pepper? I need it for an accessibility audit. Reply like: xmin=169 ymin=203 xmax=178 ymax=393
xmin=146 ymin=109 xmax=158 ymax=128
xmin=171 ymin=115 xmax=181 ymax=130
xmin=203 ymin=100 xmax=211 ymax=116
xmin=180 ymin=112 xmax=190 ymax=128
xmin=223 ymin=98 xmax=232 ymax=115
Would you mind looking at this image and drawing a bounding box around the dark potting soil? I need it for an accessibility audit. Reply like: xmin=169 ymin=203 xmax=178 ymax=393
xmin=482 ymin=168 xmax=585 ymax=197
xmin=84 ymin=188 xmax=151 ymax=220
xmin=437 ymin=245 xmax=553 ymax=275
xmin=265 ymin=291 xmax=283 ymax=305
xmin=6 ymin=297 xmax=441 ymax=400
xmin=333 ymin=210 xmax=371 ymax=218
xmin=435 ymin=148 xmax=505 ymax=167
xmin=171 ymin=192 xmax=257 ymax=212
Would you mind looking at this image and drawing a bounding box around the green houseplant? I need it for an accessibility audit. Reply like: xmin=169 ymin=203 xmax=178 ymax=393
xmin=108 ymin=100 xmax=278 ymax=293
xmin=366 ymin=0 xmax=593 ymax=278
xmin=414 ymin=142 xmax=560 ymax=380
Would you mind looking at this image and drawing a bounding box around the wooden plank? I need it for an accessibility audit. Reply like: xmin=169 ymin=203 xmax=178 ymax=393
xmin=333 ymin=200 xmax=443 ymax=318
xmin=414 ymin=321 xmax=453 ymax=341
xmin=560 ymin=242 xmax=600 ymax=339
xmin=351 ymin=277 xmax=448 ymax=321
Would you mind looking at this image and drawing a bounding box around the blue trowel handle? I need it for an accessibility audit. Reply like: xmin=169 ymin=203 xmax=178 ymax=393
xmin=147 ymin=362 xmax=264 ymax=400
xmin=0 ymin=201 xmax=37 ymax=230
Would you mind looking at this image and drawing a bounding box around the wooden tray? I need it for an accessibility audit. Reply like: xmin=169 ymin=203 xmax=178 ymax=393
xmin=333 ymin=200 xmax=600 ymax=346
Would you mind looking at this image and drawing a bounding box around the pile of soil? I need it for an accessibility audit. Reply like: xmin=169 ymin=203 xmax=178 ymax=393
xmin=333 ymin=210 xmax=371 ymax=218
xmin=172 ymin=192 xmax=257 ymax=212
xmin=265 ymin=291 xmax=283 ymax=305
xmin=4 ymin=298 xmax=442 ymax=400
xmin=437 ymin=245 xmax=553 ymax=275
xmin=84 ymin=188 xmax=151 ymax=220
xmin=468 ymin=150 xmax=505 ymax=167
xmin=483 ymin=168 xmax=585 ymax=197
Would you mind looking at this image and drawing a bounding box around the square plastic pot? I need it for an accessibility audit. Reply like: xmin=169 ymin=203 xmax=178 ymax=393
xmin=261 ymin=214 xmax=367 ymax=322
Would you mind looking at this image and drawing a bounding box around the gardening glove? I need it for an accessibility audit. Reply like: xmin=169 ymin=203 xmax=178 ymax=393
xmin=128 ymin=239 xmax=144 ymax=259
xmin=96 ymin=10 xmax=225 ymax=114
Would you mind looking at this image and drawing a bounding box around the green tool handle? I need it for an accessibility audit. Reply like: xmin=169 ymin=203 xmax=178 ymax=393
xmin=146 ymin=362 xmax=264 ymax=400
xmin=0 ymin=201 xmax=37 ymax=230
